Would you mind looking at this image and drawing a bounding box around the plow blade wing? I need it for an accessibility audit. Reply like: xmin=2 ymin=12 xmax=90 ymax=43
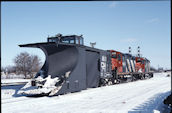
xmin=19 ymin=42 xmax=87 ymax=96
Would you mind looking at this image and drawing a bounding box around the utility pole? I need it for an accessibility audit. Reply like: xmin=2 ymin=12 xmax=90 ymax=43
xmin=137 ymin=46 xmax=140 ymax=57
xmin=129 ymin=47 xmax=131 ymax=54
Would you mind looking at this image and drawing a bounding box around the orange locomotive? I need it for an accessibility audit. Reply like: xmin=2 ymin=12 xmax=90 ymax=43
xmin=108 ymin=49 xmax=153 ymax=83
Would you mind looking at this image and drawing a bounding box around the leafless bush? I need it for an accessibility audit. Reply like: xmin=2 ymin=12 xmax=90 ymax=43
xmin=1 ymin=66 xmax=5 ymax=72
xmin=150 ymin=66 xmax=158 ymax=72
xmin=1 ymin=65 xmax=16 ymax=74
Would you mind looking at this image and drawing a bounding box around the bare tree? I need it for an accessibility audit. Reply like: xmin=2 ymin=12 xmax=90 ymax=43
xmin=150 ymin=66 xmax=157 ymax=72
xmin=14 ymin=52 xmax=42 ymax=78
xmin=5 ymin=65 xmax=16 ymax=73
xmin=1 ymin=66 xmax=5 ymax=72
xmin=30 ymin=55 xmax=42 ymax=78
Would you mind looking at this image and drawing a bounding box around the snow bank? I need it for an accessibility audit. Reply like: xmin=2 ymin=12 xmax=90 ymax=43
xmin=1 ymin=79 xmax=31 ymax=84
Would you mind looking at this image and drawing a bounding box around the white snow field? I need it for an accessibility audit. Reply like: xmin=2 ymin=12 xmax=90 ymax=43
xmin=1 ymin=72 xmax=171 ymax=113
xmin=1 ymin=79 xmax=30 ymax=84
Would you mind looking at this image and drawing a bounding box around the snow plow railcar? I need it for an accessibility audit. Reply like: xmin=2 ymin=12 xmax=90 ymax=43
xmin=18 ymin=34 xmax=153 ymax=96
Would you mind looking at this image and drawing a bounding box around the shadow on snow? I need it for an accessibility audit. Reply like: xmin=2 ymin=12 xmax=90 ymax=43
xmin=1 ymin=84 xmax=26 ymax=97
xmin=128 ymin=91 xmax=171 ymax=113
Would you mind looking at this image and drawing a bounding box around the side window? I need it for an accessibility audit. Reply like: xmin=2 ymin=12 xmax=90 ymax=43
xmin=137 ymin=58 xmax=141 ymax=62
xmin=122 ymin=55 xmax=125 ymax=62
xmin=62 ymin=40 xmax=69 ymax=43
xmin=70 ymin=39 xmax=74 ymax=44
xmin=49 ymin=39 xmax=52 ymax=42
xmin=48 ymin=38 xmax=58 ymax=42
xmin=61 ymin=38 xmax=71 ymax=44
xmin=48 ymin=38 xmax=52 ymax=42
xmin=111 ymin=52 xmax=117 ymax=58
xmin=118 ymin=54 xmax=121 ymax=61
xmin=80 ymin=38 xmax=83 ymax=45
xmin=76 ymin=38 xmax=79 ymax=44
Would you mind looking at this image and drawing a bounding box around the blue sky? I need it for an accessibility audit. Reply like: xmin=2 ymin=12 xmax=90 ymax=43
xmin=1 ymin=1 xmax=171 ymax=69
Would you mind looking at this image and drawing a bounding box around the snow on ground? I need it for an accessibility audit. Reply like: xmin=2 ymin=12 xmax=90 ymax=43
xmin=1 ymin=73 xmax=25 ymax=79
xmin=1 ymin=79 xmax=31 ymax=84
xmin=1 ymin=79 xmax=31 ymax=99
xmin=1 ymin=84 xmax=26 ymax=99
xmin=1 ymin=72 xmax=171 ymax=113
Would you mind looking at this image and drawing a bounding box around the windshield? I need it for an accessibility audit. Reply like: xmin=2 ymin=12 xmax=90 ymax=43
xmin=48 ymin=36 xmax=84 ymax=45
xmin=61 ymin=37 xmax=75 ymax=44
xmin=111 ymin=52 xmax=117 ymax=58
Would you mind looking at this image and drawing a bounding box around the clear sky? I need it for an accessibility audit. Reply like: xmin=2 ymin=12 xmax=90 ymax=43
xmin=1 ymin=1 xmax=171 ymax=69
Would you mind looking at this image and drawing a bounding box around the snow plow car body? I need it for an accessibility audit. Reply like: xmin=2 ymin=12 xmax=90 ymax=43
xmin=18 ymin=34 xmax=153 ymax=96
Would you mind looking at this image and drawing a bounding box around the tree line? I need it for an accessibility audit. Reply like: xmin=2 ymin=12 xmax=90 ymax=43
xmin=1 ymin=52 xmax=42 ymax=79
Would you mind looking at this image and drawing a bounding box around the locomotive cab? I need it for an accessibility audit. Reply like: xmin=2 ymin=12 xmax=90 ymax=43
xmin=135 ymin=57 xmax=145 ymax=73
xmin=47 ymin=34 xmax=84 ymax=45
xmin=109 ymin=50 xmax=123 ymax=73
